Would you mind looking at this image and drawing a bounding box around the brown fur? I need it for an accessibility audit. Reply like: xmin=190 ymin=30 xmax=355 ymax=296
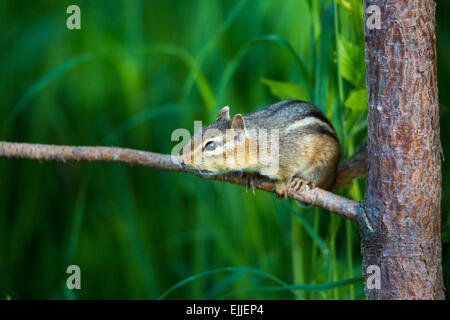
xmin=180 ymin=99 xmax=366 ymax=196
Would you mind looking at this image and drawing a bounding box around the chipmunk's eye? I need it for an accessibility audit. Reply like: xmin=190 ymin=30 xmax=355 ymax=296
xmin=203 ymin=141 xmax=216 ymax=151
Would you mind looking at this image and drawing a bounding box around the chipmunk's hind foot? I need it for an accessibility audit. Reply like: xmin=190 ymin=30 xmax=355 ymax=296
xmin=289 ymin=177 xmax=315 ymax=207
xmin=274 ymin=177 xmax=316 ymax=200
xmin=289 ymin=177 xmax=315 ymax=193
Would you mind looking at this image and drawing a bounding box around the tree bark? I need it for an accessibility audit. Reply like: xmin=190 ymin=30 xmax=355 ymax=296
xmin=361 ymin=0 xmax=445 ymax=299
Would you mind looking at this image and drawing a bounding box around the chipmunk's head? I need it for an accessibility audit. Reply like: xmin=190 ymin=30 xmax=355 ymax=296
xmin=180 ymin=106 xmax=249 ymax=174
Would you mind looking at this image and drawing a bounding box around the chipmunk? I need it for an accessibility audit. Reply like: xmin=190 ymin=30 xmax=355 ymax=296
xmin=179 ymin=99 xmax=367 ymax=197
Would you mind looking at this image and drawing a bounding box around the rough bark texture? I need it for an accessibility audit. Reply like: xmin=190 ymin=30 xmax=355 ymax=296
xmin=361 ymin=0 xmax=445 ymax=299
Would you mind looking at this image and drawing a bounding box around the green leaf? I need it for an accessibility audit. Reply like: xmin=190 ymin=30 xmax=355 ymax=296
xmin=260 ymin=276 xmax=363 ymax=292
xmin=214 ymin=34 xmax=313 ymax=115
xmin=337 ymin=0 xmax=352 ymax=11
xmin=219 ymin=277 xmax=364 ymax=298
xmin=313 ymin=3 xmax=334 ymax=112
xmin=5 ymin=53 xmax=96 ymax=129
xmin=285 ymin=202 xmax=329 ymax=255
xmin=338 ymin=35 xmax=365 ymax=86
xmin=344 ymin=89 xmax=367 ymax=111
xmin=260 ymin=78 xmax=308 ymax=101
xmin=157 ymin=267 xmax=292 ymax=300
xmin=180 ymin=0 xmax=249 ymax=105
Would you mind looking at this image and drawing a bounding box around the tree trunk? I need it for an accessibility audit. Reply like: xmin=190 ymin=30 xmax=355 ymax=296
xmin=360 ymin=0 xmax=445 ymax=299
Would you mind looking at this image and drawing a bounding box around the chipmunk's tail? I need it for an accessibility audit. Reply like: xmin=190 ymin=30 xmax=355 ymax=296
xmin=334 ymin=141 xmax=368 ymax=189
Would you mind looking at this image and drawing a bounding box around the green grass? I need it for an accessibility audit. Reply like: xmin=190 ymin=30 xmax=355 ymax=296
xmin=0 ymin=0 xmax=448 ymax=299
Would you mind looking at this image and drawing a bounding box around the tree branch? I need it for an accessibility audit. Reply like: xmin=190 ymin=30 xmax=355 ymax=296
xmin=0 ymin=141 xmax=360 ymax=221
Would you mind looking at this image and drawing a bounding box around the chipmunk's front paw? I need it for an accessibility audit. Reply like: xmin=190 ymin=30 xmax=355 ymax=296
xmin=274 ymin=181 xmax=289 ymax=199
xmin=289 ymin=178 xmax=315 ymax=193
xmin=245 ymin=172 xmax=256 ymax=194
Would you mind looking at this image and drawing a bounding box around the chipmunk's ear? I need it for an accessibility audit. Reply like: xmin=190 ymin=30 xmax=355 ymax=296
xmin=229 ymin=114 xmax=246 ymax=142
xmin=229 ymin=114 xmax=245 ymax=131
xmin=216 ymin=106 xmax=230 ymax=121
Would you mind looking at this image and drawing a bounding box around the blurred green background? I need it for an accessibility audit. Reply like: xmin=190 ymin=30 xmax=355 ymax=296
xmin=0 ymin=0 xmax=448 ymax=299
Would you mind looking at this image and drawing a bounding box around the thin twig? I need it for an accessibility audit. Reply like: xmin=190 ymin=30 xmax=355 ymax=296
xmin=0 ymin=141 xmax=360 ymax=221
